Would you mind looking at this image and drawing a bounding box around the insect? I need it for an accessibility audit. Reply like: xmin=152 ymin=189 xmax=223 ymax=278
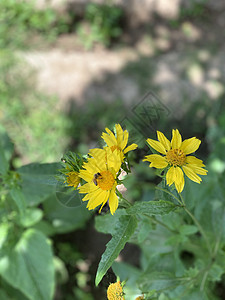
xmin=93 ymin=172 xmax=102 ymax=186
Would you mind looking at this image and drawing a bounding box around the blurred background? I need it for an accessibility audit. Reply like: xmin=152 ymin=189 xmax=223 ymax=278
xmin=1 ymin=0 xmax=225 ymax=299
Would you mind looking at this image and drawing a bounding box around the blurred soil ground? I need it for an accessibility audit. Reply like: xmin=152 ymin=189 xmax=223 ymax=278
xmin=23 ymin=0 xmax=225 ymax=118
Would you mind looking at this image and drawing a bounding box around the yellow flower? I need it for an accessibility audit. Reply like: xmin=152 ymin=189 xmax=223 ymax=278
xmin=65 ymin=171 xmax=80 ymax=188
xmin=78 ymin=147 xmax=122 ymax=215
xmin=101 ymin=124 xmax=138 ymax=160
xmin=143 ymin=129 xmax=208 ymax=193
xmin=107 ymin=281 xmax=125 ymax=300
xmin=135 ymin=296 xmax=144 ymax=300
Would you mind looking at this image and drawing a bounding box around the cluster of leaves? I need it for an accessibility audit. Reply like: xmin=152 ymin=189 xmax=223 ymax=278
xmin=0 ymin=126 xmax=91 ymax=300
xmin=77 ymin=2 xmax=123 ymax=49
xmin=0 ymin=0 xmax=70 ymax=49
xmin=94 ymin=147 xmax=225 ymax=298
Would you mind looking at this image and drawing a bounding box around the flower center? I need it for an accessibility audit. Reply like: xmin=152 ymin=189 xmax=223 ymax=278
xmin=66 ymin=171 xmax=80 ymax=188
xmin=166 ymin=149 xmax=186 ymax=166
xmin=107 ymin=282 xmax=124 ymax=300
xmin=96 ymin=170 xmax=115 ymax=190
xmin=111 ymin=145 xmax=121 ymax=152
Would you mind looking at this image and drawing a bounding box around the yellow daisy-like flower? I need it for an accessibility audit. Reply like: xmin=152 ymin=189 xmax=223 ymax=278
xmin=102 ymin=124 xmax=138 ymax=160
xmin=143 ymin=129 xmax=208 ymax=193
xmin=78 ymin=147 xmax=122 ymax=215
xmin=65 ymin=171 xmax=80 ymax=188
xmin=107 ymin=281 xmax=125 ymax=300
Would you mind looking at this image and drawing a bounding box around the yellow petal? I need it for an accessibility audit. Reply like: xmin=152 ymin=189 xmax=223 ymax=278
xmin=115 ymin=124 xmax=123 ymax=145
xmin=120 ymin=129 xmax=128 ymax=150
xmin=174 ymin=167 xmax=185 ymax=193
xmin=79 ymin=182 xmax=98 ymax=194
xmin=157 ymin=131 xmax=171 ymax=151
xmin=83 ymin=158 xmax=100 ymax=172
xmin=180 ymin=137 xmax=201 ymax=155
xmin=166 ymin=166 xmax=176 ymax=186
xmin=171 ymin=129 xmax=182 ymax=149
xmin=182 ymin=165 xmax=202 ymax=183
xmin=187 ymin=164 xmax=208 ymax=175
xmin=108 ymin=188 xmax=118 ymax=215
xmin=105 ymin=147 xmax=122 ymax=173
xmin=124 ymin=143 xmax=138 ymax=154
xmin=102 ymin=127 xmax=117 ymax=146
xmin=143 ymin=154 xmax=168 ymax=168
xmin=186 ymin=156 xmax=205 ymax=167
xmin=87 ymin=189 xmax=108 ymax=210
xmin=78 ymin=169 xmax=93 ymax=182
xmin=146 ymin=138 xmax=167 ymax=155
xmin=90 ymin=149 xmax=108 ymax=171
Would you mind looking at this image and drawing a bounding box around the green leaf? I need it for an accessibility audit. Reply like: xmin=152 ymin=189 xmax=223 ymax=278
xmin=17 ymin=208 xmax=43 ymax=227
xmin=18 ymin=163 xmax=60 ymax=206
xmin=95 ymin=216 xmax=137 ymax=286
xmin=0 ymin=125 xmax=14 ymax=162
xmin=95 ymin=215 xmax=137 ymax=286
xmin=43 ymin=195 xmax=91 ymax=234
xmin=0 ymin=229 xmax=55 ymax=300
xmin=0 ymin=289 xmax=11 ymax=300
xmin=0 ymin=144 xmax=9 ymax=175
xmin=112 ymin=261 xmax=142 ymax=297
xmin=10 ymin=187 xmax=26 ymax=214
xmin=95 ymin=208 xmax=127 ymax=235
xmin=138 ymin=271 xmax=188 ymax=292
xmin=179 ymin=225 xmax=198 ymax=236
xmin=126 ymin=200 xmax=177 ymax=216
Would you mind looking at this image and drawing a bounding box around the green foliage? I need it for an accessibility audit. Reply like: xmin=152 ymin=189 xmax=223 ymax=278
xmin=0 ymin=229 xmax=55 ymax=300
xmin=0 ymin=128 xmax=91 ymax=299
xmin=126 ymin=200 xmax=179 ymax=216
xmin=95 ymin=214 xmax=137 ymax=286
xmin=77 ymin=3 xmax=123 ymax=49
xmin=92 ymin=122 xmax=225 ymax=299
xmin=0 ymin=0 xmax=69 ymax=48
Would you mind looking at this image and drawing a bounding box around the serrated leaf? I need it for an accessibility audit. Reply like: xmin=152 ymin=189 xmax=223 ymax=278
xmin=95 ymin=209 xmax=127 ymax=235
xmin=126 ymin=200 xmax=177 ymax=216
xmin=0 ymin=229 xmax=54 ymax=300
xmin=95 ymin=215 xmax=137 ymax=286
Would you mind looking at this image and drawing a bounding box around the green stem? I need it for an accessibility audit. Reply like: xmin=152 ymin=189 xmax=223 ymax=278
xmin=155 ymin=186 xmax=183 ymax=206
xmin=116 ymin=189 xmax=132 ymax=208
xmin=179 ymin=194 xmax=212 ymax=255
xmin=144 ymin=214 xmax=178 ymax=234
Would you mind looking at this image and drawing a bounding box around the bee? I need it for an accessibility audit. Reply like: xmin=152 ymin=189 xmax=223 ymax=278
xmin=93 ymin=172 xmax=102 ymax=186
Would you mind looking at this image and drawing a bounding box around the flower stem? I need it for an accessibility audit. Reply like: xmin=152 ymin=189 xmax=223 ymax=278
xmin=116 ymin=189 xmax=132 ymax=208
xmin=179 ymin=194 xmax=212 ymax=255
xmin=155 ymin=186 xmax=183 ymax=206
xmin=144 ymin=214 xmax=178 ymax=233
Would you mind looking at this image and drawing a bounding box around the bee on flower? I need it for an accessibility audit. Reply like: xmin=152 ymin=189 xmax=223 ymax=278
xmin=143 ymin=129 xmax=208 ymax=193
xmin=78 ymin=147 xmax=123 ymax=215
